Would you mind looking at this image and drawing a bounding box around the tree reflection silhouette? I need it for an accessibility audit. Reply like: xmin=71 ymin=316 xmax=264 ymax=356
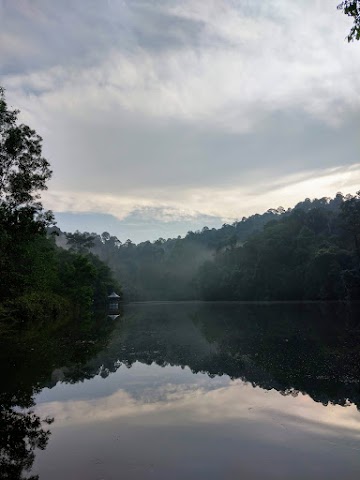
xmin=2 ymin=302 xmax=360 ymax=480
xmin=62 ymin=302 xmax=360 ymax=409
xmin=0 ymin=314 xmax=115 ymax=479
xmin=0 ymin=393 xmax=53 ymax=480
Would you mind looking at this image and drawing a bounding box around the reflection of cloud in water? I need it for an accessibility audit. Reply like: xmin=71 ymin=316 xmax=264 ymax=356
xmin=35 ymin=372 xmax=360 ymax=443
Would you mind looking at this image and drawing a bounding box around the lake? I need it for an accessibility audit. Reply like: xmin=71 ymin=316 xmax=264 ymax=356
xmin=1 ymin=302 xmax=360 ymax=479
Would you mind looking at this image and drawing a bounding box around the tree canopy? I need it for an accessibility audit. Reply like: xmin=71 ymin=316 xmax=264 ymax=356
xmin=0 ymin=87 xmax=53 ymax=231
xmin=60 ymin=192 xmax=360 ymax=302
xmin=338 ymin=1 xmax=360 ymax=41
xmin=0 ymin=87 xmax=121 ymax=321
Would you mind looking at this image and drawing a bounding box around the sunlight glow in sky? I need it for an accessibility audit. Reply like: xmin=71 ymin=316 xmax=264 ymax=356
xmin=1 ymin=0 xmax=359 ymax=241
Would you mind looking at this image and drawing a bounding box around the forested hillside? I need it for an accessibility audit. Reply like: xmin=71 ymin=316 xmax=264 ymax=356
xmin=198 ymin=193 xmax=360 ymax=301
xmin=0 ymin=87 xmax=120 ymax=325
xmin=58 ymin=192 xmax=360 ymax=302
xmin=7 ymin=77 xmax=360 ymax=309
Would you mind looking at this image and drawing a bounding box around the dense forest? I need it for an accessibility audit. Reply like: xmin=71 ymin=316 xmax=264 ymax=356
xmin=2 ymin=84 xmax=360 ymax=307
xmin=0 ymin=87 xmax=120 ymax=326
xmin=197 ymin=193 xmax=360 ymax=301
xmin=57 ymin=192 xmax=360 ymax=302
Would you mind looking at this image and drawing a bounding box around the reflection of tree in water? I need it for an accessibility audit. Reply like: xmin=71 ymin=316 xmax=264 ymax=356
xmin=2 ymin=302 xmax=360 ymax=479
xmin=0 ymin=392 xmax=53 ymax=480
xmin=198 ymin=303 xmax=360 ymax=408
xmin=62 ymin=302 xmax=360 ymax=410
xmin=0 ymin=314 xmax=115 ymax=479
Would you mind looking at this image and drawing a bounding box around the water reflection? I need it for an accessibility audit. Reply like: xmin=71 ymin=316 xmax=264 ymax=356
xmin=0 ymin=392 xmax=53 ymax=480
xmin=2 ymin=302 xmax=360 ymax=479
xmin=57 ymin=302 xmax=360 ymax=409
xmin=33 ymin=366 xmax=360 ymax=480
xmin=0 ymin=315 xmax=115 ymax=479
xmin=36 ymin=366 xmax=360 ymax=439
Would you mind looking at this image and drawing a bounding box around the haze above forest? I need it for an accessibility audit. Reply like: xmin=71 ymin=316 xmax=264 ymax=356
xmin=57 ymin=191 xmax=360 ymax=302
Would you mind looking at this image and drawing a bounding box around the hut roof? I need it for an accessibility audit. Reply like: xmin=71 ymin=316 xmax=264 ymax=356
xmin=108 ymin=292 xmax=120 ymax=298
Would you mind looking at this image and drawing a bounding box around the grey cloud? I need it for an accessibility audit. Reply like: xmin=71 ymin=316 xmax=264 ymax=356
xmin=0 ymin=0 xmax=205 ymax=76
xmin=43 ymin=106 xmax=360 ymax=196
xmin=126 ymin=2 xmax=206 ymax=52
xmin=1 ymin=0 xmax=359 ymax=231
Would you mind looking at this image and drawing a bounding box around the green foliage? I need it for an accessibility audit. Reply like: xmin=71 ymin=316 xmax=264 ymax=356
xmin=196 ymin=194 xmax=360 ymax=301
xmin=338 ymin=1 xmax=360 ymax=42
xmin=56 ymin=249 xmax=121 ymax=318
xmin=66 ymin=230 xmax=95 ymax=253
xmin=0 ymin=87 xmax=53 ymax=223
xmin=4 ymin=292 xmax=71 ymax=325
xmin=0 ymin=87 xmax=120 ymax=323
xmin=0 ymin=87 xmax=54 ymax=303
xmin=74 ymin=192 xmax=360 ymax=302
xmin=85 ymin=209 xmax=286 ymax=300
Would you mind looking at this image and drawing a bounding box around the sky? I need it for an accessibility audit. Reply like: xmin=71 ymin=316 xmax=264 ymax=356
xmin=1 ymin=0 xmax=359 ymax=243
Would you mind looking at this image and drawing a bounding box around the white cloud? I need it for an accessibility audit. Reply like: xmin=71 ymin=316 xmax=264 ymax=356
xmin=2 ymin=0 xmax=359 ymax=238
xmin=43 ymin=164 xmax=360 ymax=224
xmin=35 ymin=378 xmax=360 ymax=442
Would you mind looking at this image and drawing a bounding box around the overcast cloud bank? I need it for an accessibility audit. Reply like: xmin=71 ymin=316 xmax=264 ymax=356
xmin=1 ymin=0 xmax=359 ymax=239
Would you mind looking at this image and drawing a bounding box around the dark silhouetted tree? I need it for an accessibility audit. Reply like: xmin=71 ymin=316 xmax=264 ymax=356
xmin=66 ymin=230 xmax=95 ymax=253
xmin=338 ymin=1 xmax=360 ymax=41
xmin=0 ymin=87 xmax=53 ymax=227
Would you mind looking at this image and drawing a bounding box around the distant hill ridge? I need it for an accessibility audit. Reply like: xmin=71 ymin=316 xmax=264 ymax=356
xmin=50 ymin=192 xmax=359 ymax=301
xmin=51 ymin=192 xmax=348 ymax=250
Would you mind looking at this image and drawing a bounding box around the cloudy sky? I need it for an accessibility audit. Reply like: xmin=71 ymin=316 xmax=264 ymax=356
xmin=1 ymin=0 xmax=359 ymax=242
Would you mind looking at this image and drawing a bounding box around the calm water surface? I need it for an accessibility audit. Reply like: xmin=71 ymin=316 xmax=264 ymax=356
xmin=2 ymin=302 xmax=360 ymax=479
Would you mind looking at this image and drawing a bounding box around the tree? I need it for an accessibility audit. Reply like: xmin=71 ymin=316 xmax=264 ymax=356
xmin=66 ymin=230 xmax=95 ymax=253
xmin=0 ymin=87 xmax=121 ymax=319
xmin=0 ymin=87 xmax=53 ymax=228
xmin=0 ymin=400 xmax=53 ymax=480
xmin=0 ymin=87 xmax=54 ymax=300
xmin=340 ymin=191 xmax=360 ymax=264
xmin=338 ymin=1 xmax=360 ymax=41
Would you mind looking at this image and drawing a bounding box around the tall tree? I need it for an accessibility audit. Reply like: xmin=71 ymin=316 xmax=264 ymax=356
xmin=0 ymin=87 xmax=54 ymax=300
xmin=338 ymin=1 xmax=360 ymax=41
xmin=66 ymin=230 xmax=95 ymax=254
xmin=0 ymin=87 xmax=53 ymax=231
xmin=341 ymin=191 xmax=360 ymax=264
